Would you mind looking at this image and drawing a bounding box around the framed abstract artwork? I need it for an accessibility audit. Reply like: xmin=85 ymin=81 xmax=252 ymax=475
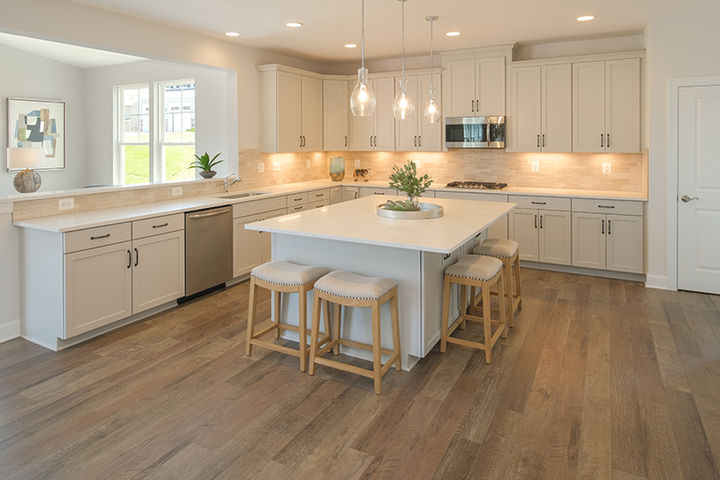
xmin=6 ymin=97 xmax=65 ymax=171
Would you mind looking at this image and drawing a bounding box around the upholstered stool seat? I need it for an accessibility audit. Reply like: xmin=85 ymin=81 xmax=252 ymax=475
xmin=246 ymin=261 xmax=331 ymax=372
xmin=309 ymin=270 xmax=401 ymax=394
xmin=441 ymin=255 xmax=507 ymax=364
xmin=472 ymin=238 xmax=523 ymax=324
xmin=472 ymin=238 xmax=519 ymax=258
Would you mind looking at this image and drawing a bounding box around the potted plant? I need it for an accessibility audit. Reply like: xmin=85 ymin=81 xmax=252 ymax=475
xmin=386 ymin=160 xmax=433 ymax=211
xmin=189 ymin=152 xmax=223 ymax=178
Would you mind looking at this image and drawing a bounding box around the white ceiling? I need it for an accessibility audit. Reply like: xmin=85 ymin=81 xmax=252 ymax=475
xmin=0 ymin=32 xmax=145 ymax=69
xmin=66 ymin=0 xmax=720 ymax=63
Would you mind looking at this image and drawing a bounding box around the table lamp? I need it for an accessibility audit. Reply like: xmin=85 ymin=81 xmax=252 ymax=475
xmin=7 ymin=147 xmax=44 ymax=193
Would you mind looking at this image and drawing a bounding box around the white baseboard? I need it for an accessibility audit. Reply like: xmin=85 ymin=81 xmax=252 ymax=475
xmin=0 ymin=319 xmax=21 ymax=344
xmin=645 ymin=274 xmax=674 ymax=291
xmin=520 ymin=261 xmax=646 ymax=283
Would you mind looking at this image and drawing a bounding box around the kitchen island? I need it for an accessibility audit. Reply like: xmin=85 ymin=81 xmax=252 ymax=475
xmin=246 ymin=195 xmax=515 ymax=370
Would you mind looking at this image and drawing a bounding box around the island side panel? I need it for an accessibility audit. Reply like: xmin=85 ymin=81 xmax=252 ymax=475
xmin=273 ymin=233 xmax=423 ymax=370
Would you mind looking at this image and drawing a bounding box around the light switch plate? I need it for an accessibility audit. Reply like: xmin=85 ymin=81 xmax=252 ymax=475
xmin=531 ymin=161 xmax=540 ymax=172
xmin=602 ymin=162 xmax=612 ymax=174
xmin=354 ymin=159 xmax=361 ymax=168
xmin=257 ymin=162 xmax=265 ymax=173
xmin=172 ymin=186 xmax=183 ymax=196
xmin=272 ymin=160 xmax=281 ymax=171
xmin=58 ymin=198 xmax=75 ymax=211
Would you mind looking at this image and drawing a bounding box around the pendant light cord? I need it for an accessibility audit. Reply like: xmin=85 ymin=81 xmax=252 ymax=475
xmin=401 ymin=0 xmax=406 ymax=82
xmin=429 ymin=17 xmax=434 ymax=90
xmin=361 ymin=0 xmax=366 ymax=70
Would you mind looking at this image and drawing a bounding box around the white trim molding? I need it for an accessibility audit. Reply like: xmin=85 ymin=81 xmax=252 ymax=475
xmin=0 ymin=319 xmax=21 ymax=344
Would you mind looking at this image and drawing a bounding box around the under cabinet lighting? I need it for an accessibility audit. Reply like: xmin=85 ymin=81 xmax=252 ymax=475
xmin=345 ymin=43 xmax=358 ymax=48
xmin=286 ymin=22 xmax=303 ymax=28
xmin=576 ymin=15 xmax=595 ymax=22
xmin=446 ymin=31 xmax=460 ymax=37
xmin=225 ymin=32 xmax=240 ymax=37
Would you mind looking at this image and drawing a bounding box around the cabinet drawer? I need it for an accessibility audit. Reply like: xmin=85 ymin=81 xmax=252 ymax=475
xmin=308 ymin=188 xmax=330 ymax=202
xmin=358 ymin=187 xmax=396 ymax=198
xmin=64 ymin=222 xmax=131 ymax=254
xmin=509 ymin=195 xmax=570 ymax=211
xmin=233 ymin=196 xmax=287 ymax=218
xmin=306 ymin=199 xmax=330 ymax=209
xmin=572 ymin=198 xmax=643 ymax=215
xmin=132 ymin=213 xmax=184 ymax=239
xmin=437 ymin=191 xmax=509 ymax=203
xmin=287 ymin=203 xmax=306 ymax=213
xmin=287 ymin=192 xmax=309 ymax=206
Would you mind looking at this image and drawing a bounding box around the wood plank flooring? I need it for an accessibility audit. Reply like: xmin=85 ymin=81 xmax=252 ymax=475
xmin=1 ymin=269 xmax=719 ymax=479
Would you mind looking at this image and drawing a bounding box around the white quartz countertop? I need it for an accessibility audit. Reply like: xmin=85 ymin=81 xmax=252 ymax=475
xmin=246 ymin=195 xmax=516 ymax=254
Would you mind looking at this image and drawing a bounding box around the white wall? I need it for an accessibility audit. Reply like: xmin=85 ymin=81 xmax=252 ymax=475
xmin=0 ymin=43 xmax=87 ymax=195
xmin=83 ymin=60 xmax=237 ymax=185
xmin=645 ymin=14 xmax=720 ymax=288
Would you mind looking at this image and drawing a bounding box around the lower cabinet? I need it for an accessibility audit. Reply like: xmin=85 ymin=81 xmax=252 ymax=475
xmin=358 ymin=186 xmax=397 ymax=197
xmin=571 ymin=212 xmax=643 ymax=273
xmin=233 ymin=208 xmax=287 ymax=277
xmin=509 ymin=208 xmax=571 ymax=265
xmin=342 ymin=186 xmax=359 ymax=201
xmin=435 ymin=191 xmax=508 ymax=239
xmin=132 ymin=230 xmax=185 ymax=314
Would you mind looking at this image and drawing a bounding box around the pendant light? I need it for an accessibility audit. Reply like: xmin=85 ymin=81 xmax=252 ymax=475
xmin=424 ymin=15 xmax=441 ymax=123
xmin=392 ymin=0 xmax=415 ymax=120
xmin=350 ymin=0 xmax=376 ymax=116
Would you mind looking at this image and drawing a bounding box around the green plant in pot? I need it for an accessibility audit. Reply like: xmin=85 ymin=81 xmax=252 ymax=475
xmin=386 ymin=160 xmax=433 ymax=211
xmin=189 ymin=152 xmax=223 ymax=179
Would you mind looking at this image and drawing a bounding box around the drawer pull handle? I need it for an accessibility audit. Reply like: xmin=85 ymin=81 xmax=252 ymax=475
xmin=374 ymin=192 xmax=386 ymax=195
xmin=294 ymin=206 xmax=303 ymax=210
xmin=598 ymin=205 xmax=615 ymax=209
xmin=531 ymin=201 xmax=546 ymax=205
xmin=134 ymin=248 xmax=139 ymax=267
xmin=316 ymin=193 xmax=324 ymax=197
xmin=90 ymin=233 xmax=110 ymax=240
xmin=294 ymin=197 xmax=303 ymax=201
xmin=127 ymin=250 xmax=132 ymax=269
xmin=152 ymin=222 xmax=169 ymax=229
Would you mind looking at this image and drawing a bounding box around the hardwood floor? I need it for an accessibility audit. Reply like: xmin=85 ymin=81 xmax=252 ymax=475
xmin=1 ymin=268 xmax=719 ymax=479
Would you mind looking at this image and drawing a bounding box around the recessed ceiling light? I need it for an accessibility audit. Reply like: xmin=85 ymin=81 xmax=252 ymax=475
xmin=225 ymin=31 xmax=240 ymax=37
xmin=577 ymin=15 xmax=595 ymax=22
xmin=286 ymin=22 xmax=303 ymax=28
xmin=344 ymin=43 xmax=358 ymax=48
xmin=446 ymin=31 xmax=460 ymax=37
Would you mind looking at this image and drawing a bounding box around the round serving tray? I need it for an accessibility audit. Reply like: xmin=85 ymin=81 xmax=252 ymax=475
xmin=376 ymin=202 xmax=444 ymax=219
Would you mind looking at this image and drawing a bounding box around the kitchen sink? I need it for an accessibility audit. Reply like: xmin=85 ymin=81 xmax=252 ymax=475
xmin=216 ymin=191 xmax=269 ymax=199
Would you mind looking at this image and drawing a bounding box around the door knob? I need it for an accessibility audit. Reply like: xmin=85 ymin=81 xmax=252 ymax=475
xmin=680 ymin=194 xmax=699 ymax=202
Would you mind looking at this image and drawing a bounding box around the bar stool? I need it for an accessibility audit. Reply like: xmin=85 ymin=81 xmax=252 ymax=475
xmin=246 ymin=261 xmax=331 ymax=372
xmin=309 ymin=270 xmax=401 ymax=395
xmin=472 ymin=238 xmax=522 ymax=326
xmin=441 ymin=255 xmax=507 ymax=364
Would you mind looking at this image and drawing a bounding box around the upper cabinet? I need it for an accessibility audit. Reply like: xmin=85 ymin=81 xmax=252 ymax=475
xmin=351 ymin=76 xmax=395 ymax=151
xmin=259 ymin=65 xmax=323 ymax=153
xmin=323 ymin=79 xmax=351 ymax=151
xmin=443 ymin=56 xmax=505 ymax=116
xmin=395 ymin=73 xmax=442 ymax=152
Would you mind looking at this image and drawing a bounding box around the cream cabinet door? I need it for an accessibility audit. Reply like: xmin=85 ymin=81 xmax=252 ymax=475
xmin=606 ymin=214 xmax=643 ymax=273
xmin=510 ymin=66 xmax=541 ymax=152
xmin=132 ymin=231 xmax=185 ymax=314
xmin=444 ymin=59 xmax=476 ymax=116
xmin=351 ymin=114 xmax=373 ymax=150
xmin=572 ymin=212 xmax=606 ymax=269
xmin=258 ymin=208 xmax=287 ymax=264
xmin=418 ymin=73 xmax=442 ymax=152
xmin=277 ymin=71 xmax=302 ymax=152
xmin=374 ymin=77 xmax=396 ymax=151
xmin=538 ymin=210 xmax=571 ymax=265
xmin=477 ymin=56 xmax=505 ymax=115
xmin=573 ymin=61 xmax=605 ymax=153
xmin=233 ymin=214 xmax=262 ymax=278
xmin=541 ymin=63 xmax=572 ymax=152
xmin=64 ymin=241 xmax=133 ymax=338
xmin=395 ymin=75 xmax=419 ymax=151
xmin=301 ymin=76 xmax=323 ymax=151
xmin=509 ymin=209 xmax=539 ymax=261
xmin=605 ymin=58 xmax=640 ymax=153
xmin=342 ymin=187 xmax=359 ymax=201
xmin=323 ymin=80 xmax=349 ymax=150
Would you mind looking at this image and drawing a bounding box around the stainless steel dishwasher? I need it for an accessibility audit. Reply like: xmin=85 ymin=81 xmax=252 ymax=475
xmin=184 ymin=205 xmax=233 ymax=297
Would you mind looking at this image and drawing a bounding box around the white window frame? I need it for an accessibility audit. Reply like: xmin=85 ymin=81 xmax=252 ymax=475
xmin=114 ymin=84 xmax=153 ymax=185
xmin=157 ymin=79 xmax=196 ymax=182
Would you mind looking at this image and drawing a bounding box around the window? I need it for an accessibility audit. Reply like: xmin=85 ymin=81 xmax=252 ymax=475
xmin=115 ymin=79 xmax=196 ymax=185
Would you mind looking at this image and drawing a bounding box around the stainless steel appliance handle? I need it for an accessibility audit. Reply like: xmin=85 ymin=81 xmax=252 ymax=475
xmin=187 ymin=207 xmax=232 ymax=219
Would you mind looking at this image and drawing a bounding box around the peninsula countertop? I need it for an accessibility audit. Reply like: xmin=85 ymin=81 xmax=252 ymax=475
xmin=245 ymin=195 xmax=516 ymax=254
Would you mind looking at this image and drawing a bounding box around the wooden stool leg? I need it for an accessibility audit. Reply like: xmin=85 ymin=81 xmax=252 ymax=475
xmin=245 ymin=279 xmax=258 ymax=356
xmin=309 ymin=292 xmax=321 ymax=375
xmin=498 ymin=273 xmax=508 ymax=339
xmin=460 ymin=284 xmax=467 ymax=329
xmin=513 ymin=255 xmax=522 ymax=311
xmin=504 ymin=260 xmax=514 ymax=328
xmin=273 ymin=290 xmax=281 ymax=339
xmin=470 ymin=286 xmax=478 ymax=310
xmin=482 ymin=284 xmax=492 ymax=364
xmin=333 ymin=303 xmax=341 ymax=355
xmin=390 ymin=292 xmax=401 ymax=371
xmin=298 ymin=287 xmax=308 ymax=372
xmin=371 ymin=303 xmax=383 ymax=395
xmin=323 ymin=299 xmax=331 ymax=340
xmin=440 ymin=276 xmax=452 ymax=353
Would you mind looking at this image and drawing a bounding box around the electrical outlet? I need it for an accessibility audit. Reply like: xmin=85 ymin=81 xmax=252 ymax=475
xmin=354 ymin=159 xmax=361 ymax=168
xmin=531 ymin=161 xmax=540 ymax=172
xmin=58 ymin=198 xmax=75 ymax=211
xmin=306 ymin=159 xmax=311 ymax=168
xmin=257 ymin=162 xmax=265 ymax=173
xmin=602 ymin=162 xmax=612 ymax=174
xmin=272 ymin=160 xmax=281 ymax=171
xmin=172 ymin=186 xmax=183 ymax=196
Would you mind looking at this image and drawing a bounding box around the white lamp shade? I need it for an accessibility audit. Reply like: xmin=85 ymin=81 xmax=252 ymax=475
xmin=7 ymin=147 xmax=45 ymax=170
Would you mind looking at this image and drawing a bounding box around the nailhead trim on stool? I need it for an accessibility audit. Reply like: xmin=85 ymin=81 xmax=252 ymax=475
xmin=472 ymin=238 xmax=523 ymax=326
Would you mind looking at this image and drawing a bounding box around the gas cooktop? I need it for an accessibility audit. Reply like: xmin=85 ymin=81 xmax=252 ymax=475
xmin=445 ymin=181 xmax=508 ymax=190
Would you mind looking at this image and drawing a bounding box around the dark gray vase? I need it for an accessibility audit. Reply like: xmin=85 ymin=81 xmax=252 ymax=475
xmin=200 ymin=170 xmax=217 ymax=179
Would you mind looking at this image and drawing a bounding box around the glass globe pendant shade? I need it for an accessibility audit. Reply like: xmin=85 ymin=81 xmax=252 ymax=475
xmin=350 ymin=67 xmax=376 ymax=116
xmin=393 ymin=78 xmax=415 ymax=120
xmin=424 ymin=88 xmax=441 ymax=123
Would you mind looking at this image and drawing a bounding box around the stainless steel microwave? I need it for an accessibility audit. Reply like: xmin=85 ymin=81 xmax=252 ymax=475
xmin=445 ymin=116 xmax=505 ymax=149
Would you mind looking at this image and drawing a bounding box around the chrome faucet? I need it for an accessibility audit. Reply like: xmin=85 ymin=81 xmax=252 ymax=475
xmin=224 ymin=173 xmax=242 ymax=193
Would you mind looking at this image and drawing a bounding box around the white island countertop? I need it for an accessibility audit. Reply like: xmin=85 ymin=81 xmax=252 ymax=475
xmin=246 ymin=195 xmax=515 ymax=254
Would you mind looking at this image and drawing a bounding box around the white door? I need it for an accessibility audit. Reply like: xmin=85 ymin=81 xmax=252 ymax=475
xmin=606 ymin=214 xmax=643 ymax=274
xmin=64 ymin=241 xmax=133 ymax=338
xmin=477 ymin=56 xmax=505 ymax=115
xmin=323 ymin=80 xmax=349 ymax=150
xmin=418 ymin=73 xmax=442 ymax=152
xmin=573 ymin=61 xmax=606 ymax=153
xmin=511 ymin=66 xmax=541 ymax=152
xmin=541 ymin=63 xmax=572 ymax=152
xmin=395 ymin=75 xmax=419 ymax=151
xmin=572 ymin=212 xmax=606 ymax=269
xmin=132 ymin=231 xmax=185 ymax=314
xmin=509 ymin=209 xmax=539 ymax=261
xmin=538 ymin=210 xmax=571 ymax=265
xmin=678 ymin=85 xmax=720 ymax=293
xmin=233 ymin=214 xmax=262 ymax=278
xmin=374 ymin=77 xmax=396 ymax=151
xmin=301 ymin=76 xmax=323 ymax=151
xmin=444 ymin=59 xmax=476 ymax=116
xmin=605 ymin=58 xmax=640 ymax=153
xmin=277 ymin=71 xmax=302 ymax=152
